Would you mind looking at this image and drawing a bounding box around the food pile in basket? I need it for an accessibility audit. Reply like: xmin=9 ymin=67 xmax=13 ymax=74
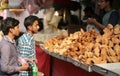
xmin=43 ymin=24 xmax=120 ymax=66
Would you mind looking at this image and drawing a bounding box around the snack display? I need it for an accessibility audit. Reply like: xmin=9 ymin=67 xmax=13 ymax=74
xmin=43 ymin=24 xmax=120 ymax=66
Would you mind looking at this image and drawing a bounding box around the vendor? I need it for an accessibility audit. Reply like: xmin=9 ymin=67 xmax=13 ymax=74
xmin=87 ymin=0 xmax=119 ymax=30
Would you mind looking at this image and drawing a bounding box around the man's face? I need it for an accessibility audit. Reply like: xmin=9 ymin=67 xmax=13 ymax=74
xmin=97 ymin=0 xmax=109 ymax=10
xmin=31 ymin=20 xmax=40 ymax=34
xmin=12 ymin=25 xmax=20 ymax=36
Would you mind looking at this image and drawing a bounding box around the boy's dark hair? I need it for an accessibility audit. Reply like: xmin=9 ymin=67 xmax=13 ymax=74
xmin=24 ymin=15 xmax=39 ymax=30
xmin=105 ymin=0 xmax=113 ymax=7
xmin=1 ymin=17 xmax=19 ymax=35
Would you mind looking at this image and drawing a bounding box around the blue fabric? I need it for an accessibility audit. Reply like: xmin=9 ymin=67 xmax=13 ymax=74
xmin=103 ymin=9 xmax=119 ymax=26
xmin=18 ymin=32 xmax=35 ymax=76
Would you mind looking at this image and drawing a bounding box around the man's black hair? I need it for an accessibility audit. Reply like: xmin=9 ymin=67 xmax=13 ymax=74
xmin=24 ymin=15 xmax=39 ymax=30
xmin=1 ymin=17 xmax=19 ymax=35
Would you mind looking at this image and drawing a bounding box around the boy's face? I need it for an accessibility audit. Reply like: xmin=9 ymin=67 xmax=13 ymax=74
xmin=11 ymin=25 xmax=20 ymax=36
xmin=31 ymin=20 xmax=40 ymax=33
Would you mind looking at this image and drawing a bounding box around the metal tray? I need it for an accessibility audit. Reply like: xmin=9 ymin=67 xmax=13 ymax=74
xmin=40 ymin=44 xmax=120 ymax=75
xmin=40 ymin=44 xmax=92 ymax=72
xmin=92 ymin=63 xmax=120 ymax=76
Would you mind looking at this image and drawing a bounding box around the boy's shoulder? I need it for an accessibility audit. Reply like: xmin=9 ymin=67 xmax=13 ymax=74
xmin=0 ymin=37 xmax=10 ymax=47
xmin=19 ymin=32 xmax=33 ymax=40
xmin=18 ymin=33 xmax=27 ymax=40
xmin=19 ymin=32 xmax=29 ymax=37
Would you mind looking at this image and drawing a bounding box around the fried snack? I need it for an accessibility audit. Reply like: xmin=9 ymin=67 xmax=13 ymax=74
xmin=108 ymin=40 xmax=114 ymax=48
xmin=94 ymin=43 xmax=101 ymax=48
xmin=92 ymin=56 xmax=102 ymax=64
xmin=84 ymin=51 xmax=93 ymax=58
xmin=93 ymin=47 xmax=100 ymax=57
xmin=110 ymin=56 xmax=119 ymax=63
xmin=101 ymin=47 xmax=108 ymax=61
xmin=111 ymin=36 xmax=120 ymax=44
xmin=106 ymin=56 xmax=112 ymax=63
xmin=85 ymin=43 xmax=94 ymax=52
xmin=113 ymin=24 xmax=120 ymax=34
xmin=96 ymin=35 xmax=102 ymax=43
xmin=107 ymin=48 xmax=116 ymax=56
xmin=100 ymin=60 xmax=107 ymax=64
xmin=101 ymin=36 xmax=109 ymax=45
xmin=103 ymin=24 xmax=113 ymax=37
xmin=43 ymin=24 xmax=120 ymax=66
xmin=85 ymin=58 xmax=93 ymax=66
xmin=114 ymin=44 xmax=120 ymax=56
xmin=118 ymin=56 xmax=120 ymax=61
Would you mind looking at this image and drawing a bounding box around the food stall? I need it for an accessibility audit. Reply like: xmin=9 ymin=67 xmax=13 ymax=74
xmin=37 ymin=24 xmax=120 ymax=76
xmin=34 ymin=0 xmax=120 ymax=76
xmin=0 ymin=0 xmax=120 ymax=76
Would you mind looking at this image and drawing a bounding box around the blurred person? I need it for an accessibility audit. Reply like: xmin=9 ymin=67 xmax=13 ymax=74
xmin=17 ymin=15 xmax=40 ymax=76
xmin=87 ymin=0 xmax=119 ymax=31
xmin=38 ymin=18 xmax=43 ymax=31
xmin=83 ymin=6 xmax=101 ymax=22
xmin=0 ymin=16 xmax=3 ymax=41
xmin=0 ymin=17 xmax=29 ymax=76
xmin=118 ymin=8 xmax=120 ymax=24
xmin=82 ymin=6 xmax=102 ymax=32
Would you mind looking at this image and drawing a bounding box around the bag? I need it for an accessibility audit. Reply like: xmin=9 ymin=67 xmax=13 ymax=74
xmin=86 ymin=24 xmax=100 ymax=33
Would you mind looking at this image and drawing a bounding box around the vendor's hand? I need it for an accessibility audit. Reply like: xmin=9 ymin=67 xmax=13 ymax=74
xmin=19 ymin=63 xmax=29 ymax=71
xmin=87 ymin=18 xmax=97 ymax=25
xmin=38 ymin=71 xmax=44 ymax=76
xmin=27 ymin=66 xmax=32 ymax=71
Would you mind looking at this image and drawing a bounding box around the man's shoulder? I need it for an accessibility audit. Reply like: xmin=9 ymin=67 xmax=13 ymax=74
xmin=18 ymin=33 xmax=27 ymax=41
xmin=19 ymin=33 xmax=28 ymax=38
xmin=18 ymin=33 xmax=33 ymax=41
xmin=111 ymin=10 xmax=119 ymax=15
xmin=0 ymin=38 xmax=10 ymax=47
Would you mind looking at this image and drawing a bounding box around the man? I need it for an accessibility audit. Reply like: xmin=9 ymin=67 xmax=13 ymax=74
xmin=18 ymin=15 xmax=40 ymax=76
xmin=83 ymin=6 xmax=102 ymax=32
xmin=0 ymin=17 xmax=29 ymax=76
xmin=87 ymin=0 xmax=119 ymax=30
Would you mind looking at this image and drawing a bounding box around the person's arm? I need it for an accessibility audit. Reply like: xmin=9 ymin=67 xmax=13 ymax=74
xmin=87 ymin=18 xmax=105 ymax=30
xmin=1 ymin=45 xmax=19 ymax=74
xmin=19 ymin=63 xmax=29 ymax=71
xmin=87 ymin=11 xmax=119 ymax=30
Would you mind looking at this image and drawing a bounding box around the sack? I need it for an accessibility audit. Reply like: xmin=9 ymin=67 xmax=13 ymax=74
xmin=86 ymin=24 xmax=100 ymax=33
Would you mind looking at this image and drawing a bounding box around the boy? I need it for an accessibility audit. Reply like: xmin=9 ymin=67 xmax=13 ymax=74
xmin=18 ymin=15 xmax=40 ymax=76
